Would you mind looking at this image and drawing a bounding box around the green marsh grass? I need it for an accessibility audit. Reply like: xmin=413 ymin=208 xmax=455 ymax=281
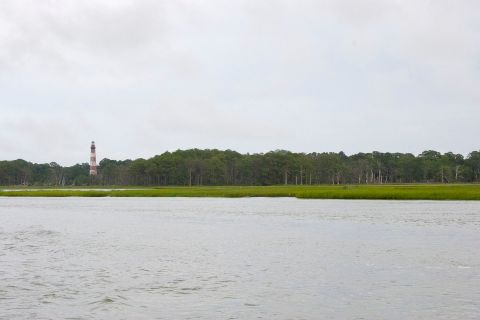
xmin=1 ymin=184 xmax=480 ymax=200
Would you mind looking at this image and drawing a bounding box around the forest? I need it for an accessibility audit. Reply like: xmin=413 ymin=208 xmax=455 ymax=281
xmin=1 ymin=149 xmax=480 ymax=186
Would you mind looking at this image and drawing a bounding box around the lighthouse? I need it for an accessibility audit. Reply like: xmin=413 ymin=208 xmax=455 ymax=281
xmin=89 ymin=141 xmax=97 ymax=176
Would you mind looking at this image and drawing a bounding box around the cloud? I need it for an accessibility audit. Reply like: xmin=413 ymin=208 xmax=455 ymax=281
xmin=0 ymin=0 xmax=479 ymax=164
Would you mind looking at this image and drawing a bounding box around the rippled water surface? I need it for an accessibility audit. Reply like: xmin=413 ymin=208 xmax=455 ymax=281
xmin=1 ymin=198 xmax=479 ymax=319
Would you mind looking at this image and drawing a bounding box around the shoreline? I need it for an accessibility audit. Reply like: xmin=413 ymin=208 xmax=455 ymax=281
xmin=1 ymin=185 xmax=480 ymax=200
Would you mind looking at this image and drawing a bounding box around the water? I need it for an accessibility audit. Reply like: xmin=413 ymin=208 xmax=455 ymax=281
xmin=1 ymin=197 xmax=479 ymax=319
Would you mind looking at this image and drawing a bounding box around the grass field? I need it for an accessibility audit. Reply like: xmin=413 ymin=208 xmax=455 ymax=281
xmin=1 ymin=184 xmax=480 ymax=200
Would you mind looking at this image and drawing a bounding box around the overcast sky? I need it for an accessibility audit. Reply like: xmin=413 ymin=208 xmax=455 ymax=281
xmin=0 ymin=0 xmax=479 ymax=165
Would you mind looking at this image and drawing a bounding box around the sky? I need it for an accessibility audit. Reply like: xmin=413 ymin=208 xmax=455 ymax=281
xmin=0 ymin=0 xmax=479 ymax=165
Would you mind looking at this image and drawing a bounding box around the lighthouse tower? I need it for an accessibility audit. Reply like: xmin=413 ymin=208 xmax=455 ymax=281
xmin=89 ymin=141 xmax=97 ymax=176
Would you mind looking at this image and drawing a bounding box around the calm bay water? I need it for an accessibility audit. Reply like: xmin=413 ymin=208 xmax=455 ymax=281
xmin=1 ymin=197 xmax=479 ymax=319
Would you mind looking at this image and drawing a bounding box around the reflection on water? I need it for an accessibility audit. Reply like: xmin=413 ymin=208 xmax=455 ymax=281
xmin=1 ymin=198 xmax=479 ymax=319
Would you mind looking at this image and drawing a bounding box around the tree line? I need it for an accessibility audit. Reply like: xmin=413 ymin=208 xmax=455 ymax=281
xmin=1 ymin=149 xmax=480 ymax=186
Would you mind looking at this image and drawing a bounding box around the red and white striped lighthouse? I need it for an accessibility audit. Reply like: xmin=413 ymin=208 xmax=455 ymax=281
xmin=89 ymin=141 xmax=97 ymax=176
